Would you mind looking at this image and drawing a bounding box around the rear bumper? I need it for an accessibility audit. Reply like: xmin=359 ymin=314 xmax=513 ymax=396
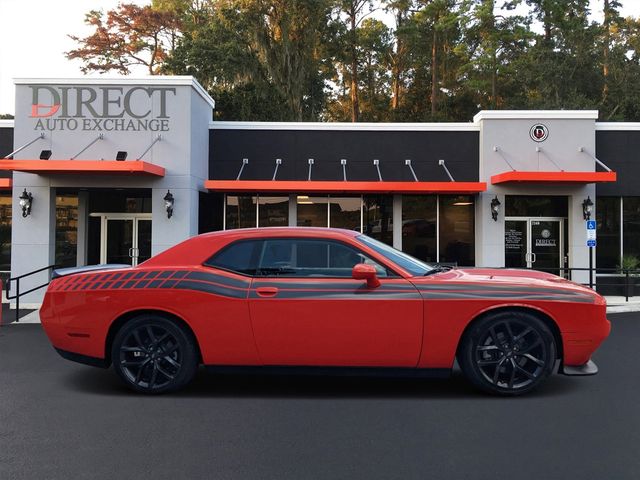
xmin=562 ymin=359 xmax=598 ymax=376
xmin=54 ymin=348 xmax=110 ymax=368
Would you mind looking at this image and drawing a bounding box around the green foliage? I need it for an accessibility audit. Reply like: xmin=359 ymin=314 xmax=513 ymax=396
xmin=67 ymin=0 xmax=640 ymax=122
xmin=619 ymin=255 xmax=640 ymax=272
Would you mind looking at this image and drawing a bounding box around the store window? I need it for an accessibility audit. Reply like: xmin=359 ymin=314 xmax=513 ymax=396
xmin=0 ymin=194 xmax=11 ymax=272
xmin=596 ymin=197 xmax=621 ymax=270
xmin=402 ymin=195 xmax=437 ymax=262
xmin=439 ymin=195 xmax=475 ymax=266
xmin=55 ymin=195 xmax=78 ymax=268
xmin=623 ymin=197 xmax=640 ymax=261
xmin=297 ymin=196 xmax=328 ymax=227
xmin=505 ymin=196 xmax=568 ymax=217
xmin=259 ymin=197 xmax=288 ymax=227
xmin=328 ymin=196 xmax=361 ymax=231
xmin=363 ymin=195 xmax=393 ymax=246
xmin=225 ymin=195 xmax=257 ymax=229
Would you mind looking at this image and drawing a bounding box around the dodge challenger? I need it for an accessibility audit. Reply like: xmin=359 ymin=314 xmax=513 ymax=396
xmin=40 ymin=227 xmax=611 ymax=395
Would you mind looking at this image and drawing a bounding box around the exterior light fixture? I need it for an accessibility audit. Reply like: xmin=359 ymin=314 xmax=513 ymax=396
xmin=19 ymin=189 xmax=33 ymax=218
xmin=582 ymin=196 xmax=594 ymax=220
xmin=163 ymin=190 xmax=174 ymax=219
xmin=490 ymin=195 xmax=501 ymax=221
xmin=39 ymin=150 xmax=52 ymax=160
xmin=116 ymin=151 xmax=127 ymax=161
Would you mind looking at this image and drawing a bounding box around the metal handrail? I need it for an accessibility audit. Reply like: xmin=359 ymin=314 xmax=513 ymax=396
xmin=503 ymin=266 xmax=640 ymax=303
xmin=5 ymin=265 xmax=56 ymax=323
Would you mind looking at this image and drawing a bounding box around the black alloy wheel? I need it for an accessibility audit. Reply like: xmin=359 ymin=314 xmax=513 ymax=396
xmin=459 ymin=311 xmax=556 ymax=396
xmin=112 ymin=315 xmax=198 ymax=394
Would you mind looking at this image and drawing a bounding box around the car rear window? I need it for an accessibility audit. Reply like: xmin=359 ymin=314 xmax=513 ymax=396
xmin=205 ymin=240 xmax=263 ymax=275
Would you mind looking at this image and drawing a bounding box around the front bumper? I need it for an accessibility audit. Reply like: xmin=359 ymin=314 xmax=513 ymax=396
xmin=562 ymin=359 xmax=598 ymax=376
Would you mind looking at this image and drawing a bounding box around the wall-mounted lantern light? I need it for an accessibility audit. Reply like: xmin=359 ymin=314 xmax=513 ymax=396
xmin=164 ymin=190 xmax=174 ymax=219
xmin=490 ymin=195 xmax=501 ymax=221
xmin=19 ymin=189 xmax=33 ymax=218
xmin=582 ymin=196 xmax=594 ymax=220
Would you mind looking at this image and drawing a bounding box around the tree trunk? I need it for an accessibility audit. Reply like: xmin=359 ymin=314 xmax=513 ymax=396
xmin=431 ymin=27 xmax=438 ymax=117
xmin=602 ymin=0 xmax=610 ymax=105
xmin=350 ymin=7 xmax=359 ymax=122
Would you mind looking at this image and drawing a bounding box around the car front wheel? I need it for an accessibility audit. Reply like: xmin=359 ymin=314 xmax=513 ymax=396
xmin=458 ymin=311 xmax=557 ymax=396
xmin=111 ymin=314 xmax=199 ymax=394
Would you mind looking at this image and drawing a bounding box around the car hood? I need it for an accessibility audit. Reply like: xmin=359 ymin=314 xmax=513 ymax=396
xmin=411 ymin=267 xmax=603 ymax=302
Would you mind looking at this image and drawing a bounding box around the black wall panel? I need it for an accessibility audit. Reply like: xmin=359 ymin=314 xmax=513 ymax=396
xmin=209 ymin=129 xmax=480 ymax=183
xmin=0 ymin=128 xmax=13 ymax=179
xmin=596 ymin=131 xmax=640 ymax=196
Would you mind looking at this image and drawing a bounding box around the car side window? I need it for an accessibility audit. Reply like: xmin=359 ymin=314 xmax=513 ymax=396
xmin=256 ymin=239 xmax=389 ymax=278
xmin=205 ymin=240 xmax=263 ymax=276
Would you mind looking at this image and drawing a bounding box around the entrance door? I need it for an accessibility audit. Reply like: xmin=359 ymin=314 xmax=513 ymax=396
xmin=505 ymin=218 xmax=566 ymax=274
xmin=94 ymin=214 xmax=152 ymax=266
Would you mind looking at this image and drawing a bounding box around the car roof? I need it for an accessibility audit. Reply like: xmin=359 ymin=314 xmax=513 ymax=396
xmin=197 ymin=227 xmax=361 ymax=239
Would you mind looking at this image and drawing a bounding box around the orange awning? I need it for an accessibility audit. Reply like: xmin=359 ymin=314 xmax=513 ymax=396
xmin=0 ymin=178 xmax=11 ymax=190
xmin=205 ymin=180 xmax=487 ymax=194
xmin=491 ymin=171 xmax=616 ymax=185
xmin=0 ymin=160 xmax=165 ymax=177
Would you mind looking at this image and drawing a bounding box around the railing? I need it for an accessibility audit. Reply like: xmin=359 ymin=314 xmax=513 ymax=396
xmin=511 ymin=266 xmax=640 ymax=302
xmin=5 ymin=265 xmax=56 ymax=323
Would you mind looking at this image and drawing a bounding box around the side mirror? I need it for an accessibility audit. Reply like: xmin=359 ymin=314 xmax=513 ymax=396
xmin=352 ymin=263 xmax=381 ymax=289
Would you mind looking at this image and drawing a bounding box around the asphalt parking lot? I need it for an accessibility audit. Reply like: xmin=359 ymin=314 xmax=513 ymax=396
xmin=1 ymin=313 xmax=639 ymax=480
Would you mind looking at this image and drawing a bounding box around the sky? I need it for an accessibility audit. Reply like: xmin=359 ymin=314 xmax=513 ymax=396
xmin=1 ymin=0 xmax=640 ymax=115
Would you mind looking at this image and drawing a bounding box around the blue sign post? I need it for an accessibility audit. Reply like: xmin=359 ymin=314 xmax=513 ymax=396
xmin=586 ymin=221 xmax=597 ymax=288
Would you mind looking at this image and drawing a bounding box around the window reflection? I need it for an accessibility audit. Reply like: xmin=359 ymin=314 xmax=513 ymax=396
xmin=225 ymin=195 xmax=257 ymax=229
xmin=439 ymin=195 xmax=475 ymax=266
xmin=402 ymin=195 xmax=437 ymax=262
xmin=297 ymin=196 xmax=328 ymax=227
xmin=596 ymin=197 xmax=621 ymax=270
xmin=329 ymin=196 xmax=361 ymax=231
xmin=0 ymin=194 xmax=11 ymax=271
xmin=259 ymin=197 xmax=288 ymax=227
xmin=55 ymin=195 xmax=79 ymax=268
xmin=363 ymin=195 xmax=393 ymax=246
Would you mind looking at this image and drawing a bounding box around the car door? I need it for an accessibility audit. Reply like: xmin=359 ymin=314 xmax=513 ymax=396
xmin=248 ymin=237 xmax=423 ymax=367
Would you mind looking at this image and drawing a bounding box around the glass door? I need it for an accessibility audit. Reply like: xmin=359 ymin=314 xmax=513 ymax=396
xmin=105 ymin=219 xmax=134 ymax=264
xmin=505 ymin=217 xmax=566 ymax=274
xmin=99 ymin=215 xmax=152 ymax=266
xmin=505 ymin=220 xmax=528 ymax=268
xmin=530 ymin=220 xmax=562 ymax=274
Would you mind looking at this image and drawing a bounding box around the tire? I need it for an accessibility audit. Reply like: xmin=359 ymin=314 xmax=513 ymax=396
xmin=111 ymin=314 xmax=199 ymax=394
xmin=458 ymin=310 xmax=557 ymax=396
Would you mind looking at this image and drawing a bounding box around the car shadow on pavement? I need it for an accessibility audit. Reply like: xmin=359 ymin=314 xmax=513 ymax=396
xmin=63 ymin=366 xmax=583 ymax=400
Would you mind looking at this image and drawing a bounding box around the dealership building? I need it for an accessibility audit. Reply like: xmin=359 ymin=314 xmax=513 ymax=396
xmin=0 ymin=76 xmax=637 ymax=304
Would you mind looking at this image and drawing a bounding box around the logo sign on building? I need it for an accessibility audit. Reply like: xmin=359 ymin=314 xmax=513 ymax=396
xmin=27 ymin=85 xmax=176 ymax=133
xmin=586 ymin=220 xmax=596 ymax=247
xmin=529 ymin=123 xmax=549 ymax=142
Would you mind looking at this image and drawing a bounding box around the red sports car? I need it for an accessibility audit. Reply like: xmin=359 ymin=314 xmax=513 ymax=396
xmin=40 ymin=227 xmax=610 ymax=395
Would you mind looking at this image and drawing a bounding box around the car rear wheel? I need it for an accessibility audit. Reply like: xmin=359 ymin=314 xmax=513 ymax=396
xmin=458 ymin=311 xmax=556 ymax=396
xmin=111 ymin=314 xmax=198 ymax=394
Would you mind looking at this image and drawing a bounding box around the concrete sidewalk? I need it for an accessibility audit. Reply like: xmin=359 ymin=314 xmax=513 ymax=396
xmin=6 ymin=295 xmax=640 ymax=325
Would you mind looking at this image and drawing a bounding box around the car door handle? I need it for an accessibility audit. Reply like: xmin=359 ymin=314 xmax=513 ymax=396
xmin=256 ymin=287 xmax=278 ymax=297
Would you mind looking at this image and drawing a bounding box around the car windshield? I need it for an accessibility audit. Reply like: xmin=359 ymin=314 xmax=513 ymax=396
xmin=355 ymin=234 xmax=437 ymax=276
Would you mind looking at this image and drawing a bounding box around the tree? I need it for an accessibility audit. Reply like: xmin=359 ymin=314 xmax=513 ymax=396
xmin=67 ymin=3 xmax=181 ymax=74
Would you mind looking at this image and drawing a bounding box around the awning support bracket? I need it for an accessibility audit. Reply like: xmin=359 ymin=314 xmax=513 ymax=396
xmin=272 ymin=158 xmax=282 ymax=181
xmin=579 ymin=147 xmax=613 ymax=172
xmin=71 ymin=134 xmax=104 ymax=160
xmin=405 ymin=159 xmax=418 ymax=182
xmin=373 ymin=159 xmax=383 ymax=181
xmin=438 ymin=159 xmax=455 ymax=182
xmin=4 ymin=133 xmax=45 ymax=159
xmin=536 ymin=146 xmax=564 ymax=171
xmin=493 ymin=146 xmax=516 ymax=171
xmin=307 ymin=158 xmax=314 ymax=181
xmin=136 ymin=134 xmax=162 ymax=161
xmin=236 ymin=158 xmax=248 ymax=180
